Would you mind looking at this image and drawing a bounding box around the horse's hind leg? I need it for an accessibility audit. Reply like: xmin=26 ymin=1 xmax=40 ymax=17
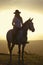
xmin=18 ymin=44 xmax=21 ymax=65
xmin=7 ymin=42 xmax=11 ymax=53
xmin=22 ymin=44 xmax=26 ymax=64
xmin=9 ymin=49 xmax=12 ymax=65
xmin=11 ymin=43 xmax=15 ymax=51
xmin=7 ymin=42 xmax=12 ymax=65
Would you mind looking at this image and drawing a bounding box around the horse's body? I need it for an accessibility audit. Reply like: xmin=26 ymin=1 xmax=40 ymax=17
xmin=6 ymin=18 xmax=35 ymax=64
xmin=7 ymin=28 xmax=27 ymax=44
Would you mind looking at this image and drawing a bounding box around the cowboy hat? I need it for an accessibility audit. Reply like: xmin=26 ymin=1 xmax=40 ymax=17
xmin=14 ymin=10 xmax=21 ymax=14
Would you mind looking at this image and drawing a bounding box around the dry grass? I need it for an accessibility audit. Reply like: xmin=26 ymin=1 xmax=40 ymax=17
xmin=0 ymin=53 xmax=43 ymax=65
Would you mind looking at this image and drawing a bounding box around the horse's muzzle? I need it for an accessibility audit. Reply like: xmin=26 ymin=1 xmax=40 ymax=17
xmin=32 ymin=28 xmax=35 ymax=32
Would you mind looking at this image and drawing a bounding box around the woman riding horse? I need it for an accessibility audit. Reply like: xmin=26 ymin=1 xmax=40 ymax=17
xmin=12 ymin=10 xmax=23 ymax=39
xmin=6 ymin=16 xmax=35 ymax=64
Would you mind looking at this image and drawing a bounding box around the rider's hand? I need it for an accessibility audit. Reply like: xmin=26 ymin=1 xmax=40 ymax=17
xmin=12 ymin=23 xmax=15 ymax=26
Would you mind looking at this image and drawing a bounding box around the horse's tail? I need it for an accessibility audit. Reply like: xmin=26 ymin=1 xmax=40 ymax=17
xmin=6 ymin=29 xmax=13 ymax=43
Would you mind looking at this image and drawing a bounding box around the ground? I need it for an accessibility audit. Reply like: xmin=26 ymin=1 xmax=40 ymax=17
xmin=0 ymin=53 xmax=43 ymax=65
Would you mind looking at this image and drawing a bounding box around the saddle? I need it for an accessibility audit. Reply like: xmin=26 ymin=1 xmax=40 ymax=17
xmin=12 ymin=27 xmax=21 ymax=42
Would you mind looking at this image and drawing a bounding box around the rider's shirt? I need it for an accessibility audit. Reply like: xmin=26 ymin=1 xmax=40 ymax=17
xmin=12 ymin=16 xmax=23 ymax=28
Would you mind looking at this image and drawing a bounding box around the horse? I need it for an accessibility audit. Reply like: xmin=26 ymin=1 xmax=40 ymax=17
xmin=6 ymin=18 xmax=35 ymax=64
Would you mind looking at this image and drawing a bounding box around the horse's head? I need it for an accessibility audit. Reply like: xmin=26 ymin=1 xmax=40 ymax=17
xmin=27 ymin=18 xmax=35 ymax=32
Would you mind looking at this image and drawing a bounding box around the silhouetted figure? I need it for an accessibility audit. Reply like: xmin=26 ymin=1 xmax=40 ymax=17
xmin=6 ymin=18 xmax=35 ymax=65
xmin=12 ymin=10 xmax=23 ymax=40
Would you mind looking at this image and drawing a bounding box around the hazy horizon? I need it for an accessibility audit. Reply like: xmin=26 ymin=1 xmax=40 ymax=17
xmin=0 ymin=40 xmax=43 ymax=56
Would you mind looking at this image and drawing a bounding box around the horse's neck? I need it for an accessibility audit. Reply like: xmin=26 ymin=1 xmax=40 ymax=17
xmin=22 ymin=22 xmax=28 ymax=31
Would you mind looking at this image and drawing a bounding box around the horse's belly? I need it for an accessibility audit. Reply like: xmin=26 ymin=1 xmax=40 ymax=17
xmin=16 ymin=31 xmax=27 ymax=43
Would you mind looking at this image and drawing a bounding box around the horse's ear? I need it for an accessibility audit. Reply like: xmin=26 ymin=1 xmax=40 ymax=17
xmin=29 ymin=18 xmax=33 ymax=20
xmin=29 ymin=17 xmax=31 ymax=20
xmin=32 ymin=18 xmax=33 ymax=20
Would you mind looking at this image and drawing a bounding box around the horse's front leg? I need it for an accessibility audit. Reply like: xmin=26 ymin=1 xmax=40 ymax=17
xmin=22 ymin=44 xmax=26 ymax=63
xmin=18 ymin=44 xmax=21 ymax=64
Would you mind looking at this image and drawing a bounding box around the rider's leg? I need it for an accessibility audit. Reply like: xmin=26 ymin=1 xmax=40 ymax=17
xmin=12 ymin=27 xmax=19 ymax=41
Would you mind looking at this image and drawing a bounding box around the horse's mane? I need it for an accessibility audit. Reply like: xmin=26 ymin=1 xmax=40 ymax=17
xmin=22 ymin=19 xmax=28 ymax=27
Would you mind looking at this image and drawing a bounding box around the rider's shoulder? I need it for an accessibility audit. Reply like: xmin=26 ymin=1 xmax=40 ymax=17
xmin=20 ymin=16 xmax=22 ymax=19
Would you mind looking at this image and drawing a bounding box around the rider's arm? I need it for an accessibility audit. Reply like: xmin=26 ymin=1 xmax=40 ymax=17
xmin=12 ymin=18 xmax=15 ymax=26
xmin=21 ymin=17 xmax=23 ymax=25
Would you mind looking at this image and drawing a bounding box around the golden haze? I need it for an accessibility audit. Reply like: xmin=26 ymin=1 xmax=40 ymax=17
xmin=0 ymin=9 xmax=43 ymax=40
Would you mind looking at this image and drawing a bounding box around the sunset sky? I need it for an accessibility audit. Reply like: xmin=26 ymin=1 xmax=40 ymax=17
xmin=0 ymin=0 xmax=43 ymax=40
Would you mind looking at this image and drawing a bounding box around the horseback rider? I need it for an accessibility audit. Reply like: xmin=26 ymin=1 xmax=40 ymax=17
xmin=12 ymin=10 xmax=23 ymax=38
